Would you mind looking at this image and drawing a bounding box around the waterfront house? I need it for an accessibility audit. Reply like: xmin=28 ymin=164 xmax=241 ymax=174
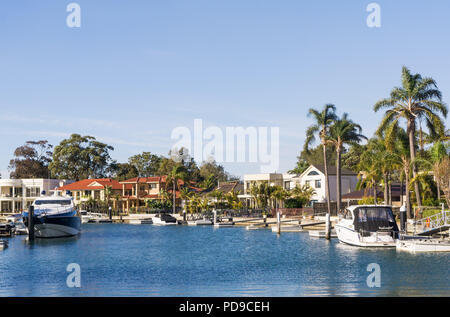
xmin=0 ymin=178 xmax=74 ymax=213
xmin=119 ymin=176 xmax=184 ymax=211
xmin=296 ymin=165 xmax=358 ymax=203
xmin=58 ymin=178 xmax=129 ymax=210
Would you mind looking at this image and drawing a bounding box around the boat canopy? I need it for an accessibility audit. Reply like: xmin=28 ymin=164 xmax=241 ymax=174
xmin=353 ymin=206 xmax=399 ymax=233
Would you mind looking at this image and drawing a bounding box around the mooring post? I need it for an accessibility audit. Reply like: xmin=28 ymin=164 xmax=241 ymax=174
xmin=276 ymin=210 xmax=281 ymax=234
xmin=325 ymin=213 xmax=331 ymax=240
xmin=213 ymin=209 xmax=217 ymax=225
xmin=263 ymin=214 xmax=267 ymax=227
xmin=28 ymin=205 xmax=35 ymax=241
xmin=109 ymin=206 xmax=112 ymax=221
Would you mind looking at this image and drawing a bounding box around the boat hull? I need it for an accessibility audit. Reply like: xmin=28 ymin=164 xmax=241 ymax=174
xmin=396 ymin=239 xmax=450 ymax=253
xmin=34 ymin=216 xmax=81 ymax=238
xmin=335 ymin=224 xmax=396 ymax=248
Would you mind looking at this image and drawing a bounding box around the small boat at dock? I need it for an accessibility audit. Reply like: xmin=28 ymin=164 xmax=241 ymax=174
xmin=129 ymin=218 xmax=153 ymax=225
xmin=0 ymin=223 xmax=15 ymax=237
xmin=187 ymin=217 xmax=213 ymax=226
xmin=335 ymin=205 xmax=399 ymax=248
xmin=396 ymin=238 xmax=450 ymax=253
xmin=152 ymin=214 xmax=177 ymax=225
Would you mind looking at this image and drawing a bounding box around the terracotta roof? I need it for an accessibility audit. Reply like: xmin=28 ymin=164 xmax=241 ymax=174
xmin=119 ymin=176 xmax=162 ymax=184
xmin=119 ymin=176 xmax=185 ymax=186
xmin=58 ymin=179 xmax=130 ymax=191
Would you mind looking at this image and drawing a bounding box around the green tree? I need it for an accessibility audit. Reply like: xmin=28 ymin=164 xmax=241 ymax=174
xmin=128 ymin=152 xmax=162 ymax=177
xmin=49 ymin=134 xmax=114 ymax=180
xmin=374 ymin=66 xmax=448 ymax=210
xmin=8 ymin=140 xmax=53 ymax=179
xmin=304 ymin=104 xmax=337 ymax=214
xmin=110 ymin=162 xmax=139 ymax=181
xmin=166 ymin=165 xmax=188 ymax=214
xmin=327 ymin=113 xmax=366 ymax=212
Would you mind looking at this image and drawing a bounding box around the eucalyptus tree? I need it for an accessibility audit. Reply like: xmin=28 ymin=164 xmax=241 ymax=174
xmin=374 ymin=66 xmax=448 ymax=210
xmin=327 ymin=113 xmax=366 ymax=212
xmin=304 ymin=104 xmax=337 ymax=214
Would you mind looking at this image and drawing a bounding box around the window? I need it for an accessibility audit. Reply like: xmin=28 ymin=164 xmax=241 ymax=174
xmin=149 ymin=183 xmax=157 ymax=189
xmin=26 ymin=187 xmax=41 ymax=197
xmin=308 ymin=171 xmax=320 ymax=176
xmin=305 ymin=180 xmax=310 ymax=187
xmin=315 ymin=180 xmax=321 ymax=188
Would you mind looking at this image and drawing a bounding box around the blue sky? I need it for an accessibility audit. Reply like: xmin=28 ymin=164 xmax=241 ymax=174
xmin=0 ymin=0 xmax=449 ymax=178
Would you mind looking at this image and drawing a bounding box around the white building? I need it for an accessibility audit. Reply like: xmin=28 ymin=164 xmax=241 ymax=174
xmin=296 ymin=165 xmax=358 ymax=203
xmin=0 ymin=179 xmax=74 ymax=213
xmin=241 ymin=165 xmax=358 ymax=206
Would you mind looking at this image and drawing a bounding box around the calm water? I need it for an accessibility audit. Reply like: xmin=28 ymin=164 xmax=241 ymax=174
xmin=0 ymin=224 xmax=449 ymax=296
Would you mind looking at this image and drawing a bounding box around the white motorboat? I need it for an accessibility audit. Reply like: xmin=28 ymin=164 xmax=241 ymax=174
xmin=335 ymin=205 xmax=399 ymax=248
xmin=152 ymin=214 xmax=178 ymax=225
xmin=187 ymin=217 xmax=213 ymax=226
xmin=23 ymin=194 xmax=81 ymax=238
xmin=5 ymin=214 xmax=28 ymax=235
xmin=129 ymin=218 xmax=153 ymax=225
xmin=396 ymin=238 xmax=450 ymax=253
xmin=13 ymin=221 xmax=28 ymax=235
xmin=85 ymin=212 xmax=112 ymax=223
xmin=80 ymin=210 xmax=93 ymax=224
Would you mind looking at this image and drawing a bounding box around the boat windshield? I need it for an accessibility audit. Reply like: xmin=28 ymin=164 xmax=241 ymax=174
xmin=353 ymin=207 xmax=398 ymax=233
xmin=34 ymin=200 xmax=71 ymax=206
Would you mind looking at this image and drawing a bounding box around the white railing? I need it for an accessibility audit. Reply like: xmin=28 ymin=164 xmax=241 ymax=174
xmin=414 ymin=210 xmax=450 ymax=233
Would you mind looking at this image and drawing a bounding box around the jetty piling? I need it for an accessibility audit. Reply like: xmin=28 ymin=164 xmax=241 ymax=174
xmin=28 ymin=206 xmax=35 ymax=241
xmin=276 ymin=211 xmax=281 ymax=234
xmin=325 ymin=213 xmax=331 ymax=240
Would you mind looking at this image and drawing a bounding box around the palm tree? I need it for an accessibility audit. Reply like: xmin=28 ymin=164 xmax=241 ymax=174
xmin=327 ymin=113 xmax=366 ymax=212
xmin=304 ymin=104 xmax=337 ymax=214
xmin=166 ymin=165 xmax=188 ymax=214
xmin=384 ymin=124 xmax=414 ymax=218
xmin=358 ymin=139 xmax=384 ymax=204
xmin=374 ymin=66 xmax=448 ymax=210
xmin=291 ymin=184 xmax=316 ymax=206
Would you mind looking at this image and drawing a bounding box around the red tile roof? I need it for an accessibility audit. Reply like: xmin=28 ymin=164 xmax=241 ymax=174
xmin=58 ymin=179 xmax=132 ymax=191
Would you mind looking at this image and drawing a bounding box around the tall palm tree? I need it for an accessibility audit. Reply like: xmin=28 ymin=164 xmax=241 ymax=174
xmin=327 ymin=113 xmax=366 ymax=212
xmin=304 ymin=104 xmax=337 ymax=214
xmin=166 ymin=165 xmax=188 ymax=214
xmin=374 ymin=66 xmax=448 ymax=210
xmin=384 ymin=123 xmax=414 ymax=218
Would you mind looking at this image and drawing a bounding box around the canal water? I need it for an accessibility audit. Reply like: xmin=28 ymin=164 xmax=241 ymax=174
xmin=0 ymin=224 xmax=449 ymax=296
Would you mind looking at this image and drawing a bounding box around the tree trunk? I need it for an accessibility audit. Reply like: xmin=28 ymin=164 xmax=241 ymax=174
xmin=383 ymin=173 xmax=388 ymax=206
xmin=407 ymin=119 xmax=422 ymax=209
xmin=336 ymin=149 xmax=342 ymax=214
xmin=373 ymin=181 xmax=377 ymax=204
xmin=404 ymin=166 xmax=412 ymax=219
xmin=173 ymin=180 xmax=176 ymax=214
xmin=437 ymin=180 xmax=441 ymax=202
xmin=322 ymin=142 xmax=331 ymax=215
xmin=388 ymin=173 xmax=392 ymax=205
xmin=400 ymin=178 xmax=404 ymax=206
